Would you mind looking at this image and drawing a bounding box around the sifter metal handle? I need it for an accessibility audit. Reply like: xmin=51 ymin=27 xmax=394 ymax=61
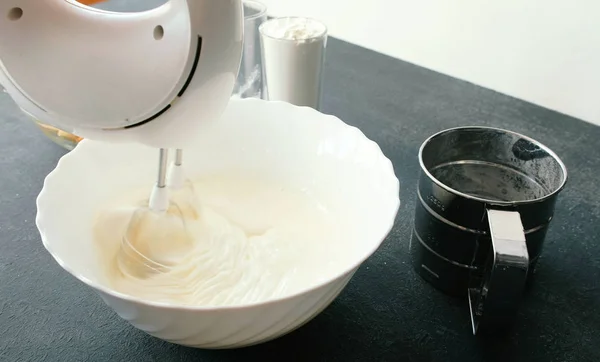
xmin=468 ymin=209 xmax=529 ymax=335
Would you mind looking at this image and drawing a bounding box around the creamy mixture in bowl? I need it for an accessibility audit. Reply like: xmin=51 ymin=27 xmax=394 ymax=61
xmin=94 ymin=173 xmax=345 ymax=307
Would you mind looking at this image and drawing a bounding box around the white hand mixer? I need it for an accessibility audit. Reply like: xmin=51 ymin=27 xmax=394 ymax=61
xmin=0 ymin=0 xmax=244 ymax=277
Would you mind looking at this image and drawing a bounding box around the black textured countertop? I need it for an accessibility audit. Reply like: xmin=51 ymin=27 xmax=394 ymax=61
xmin=1 ymin=7 xmax=599 ymax=362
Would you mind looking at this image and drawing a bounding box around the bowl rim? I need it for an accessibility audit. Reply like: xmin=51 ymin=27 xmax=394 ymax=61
xmin=36 ymin=98 xmax=401 ymax=311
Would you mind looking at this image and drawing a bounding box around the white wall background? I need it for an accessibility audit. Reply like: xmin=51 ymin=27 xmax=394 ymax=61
xmin=260 ymin=0 xmax=600 ymax=126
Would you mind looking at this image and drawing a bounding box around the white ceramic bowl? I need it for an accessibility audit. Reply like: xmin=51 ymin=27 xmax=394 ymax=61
xmin=36 ymin=98 xmax=400 ymax=349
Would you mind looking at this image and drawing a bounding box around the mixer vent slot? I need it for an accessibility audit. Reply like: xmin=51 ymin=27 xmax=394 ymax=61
xmin=124 ymin=104 xmax=171 ymax=129
xmin=178 ymin=36 xmax=203 ymax=97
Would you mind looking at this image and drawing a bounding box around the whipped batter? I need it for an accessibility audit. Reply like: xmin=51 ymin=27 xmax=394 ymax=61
xmin=93 ymin=173 xmax=342 ymax=307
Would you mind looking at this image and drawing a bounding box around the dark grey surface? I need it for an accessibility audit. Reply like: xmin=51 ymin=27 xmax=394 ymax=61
xmin=1 ymin=6 xmax=600 ymax=362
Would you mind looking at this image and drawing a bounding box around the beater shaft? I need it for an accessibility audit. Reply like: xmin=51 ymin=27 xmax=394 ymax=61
xmin=157 ymin=148 xmax=169 ymax=188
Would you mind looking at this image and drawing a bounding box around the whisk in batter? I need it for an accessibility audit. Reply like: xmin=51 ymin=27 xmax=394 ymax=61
xmin=93 ymin=172 xmax=344 ymax=307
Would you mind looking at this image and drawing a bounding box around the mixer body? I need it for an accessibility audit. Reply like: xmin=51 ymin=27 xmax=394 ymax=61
xmin=0 ymin=0 xmax=243 ymax=148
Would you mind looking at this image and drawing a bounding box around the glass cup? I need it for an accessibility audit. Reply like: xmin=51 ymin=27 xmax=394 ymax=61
xmin=1 ymin=87 xmax=81 ymax=150
xmin=232 ymin=0 xmax=267 ymax=99
xmin=259 ymin=17 xmax=328 ymax=110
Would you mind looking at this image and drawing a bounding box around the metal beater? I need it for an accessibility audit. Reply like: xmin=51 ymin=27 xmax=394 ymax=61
xmin=118 ymin=148 xmax=200 ymax=278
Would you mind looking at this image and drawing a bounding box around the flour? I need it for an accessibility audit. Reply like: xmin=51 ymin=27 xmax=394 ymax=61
xmin=260 ymin=17 xmax=328 ymax=109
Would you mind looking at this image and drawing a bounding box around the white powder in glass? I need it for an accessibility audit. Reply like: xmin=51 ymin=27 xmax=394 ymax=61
xmin=260 ymin=17 xmax=328 ymax=108
xmin=261 ymin=17 xmax=327 ymax=43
